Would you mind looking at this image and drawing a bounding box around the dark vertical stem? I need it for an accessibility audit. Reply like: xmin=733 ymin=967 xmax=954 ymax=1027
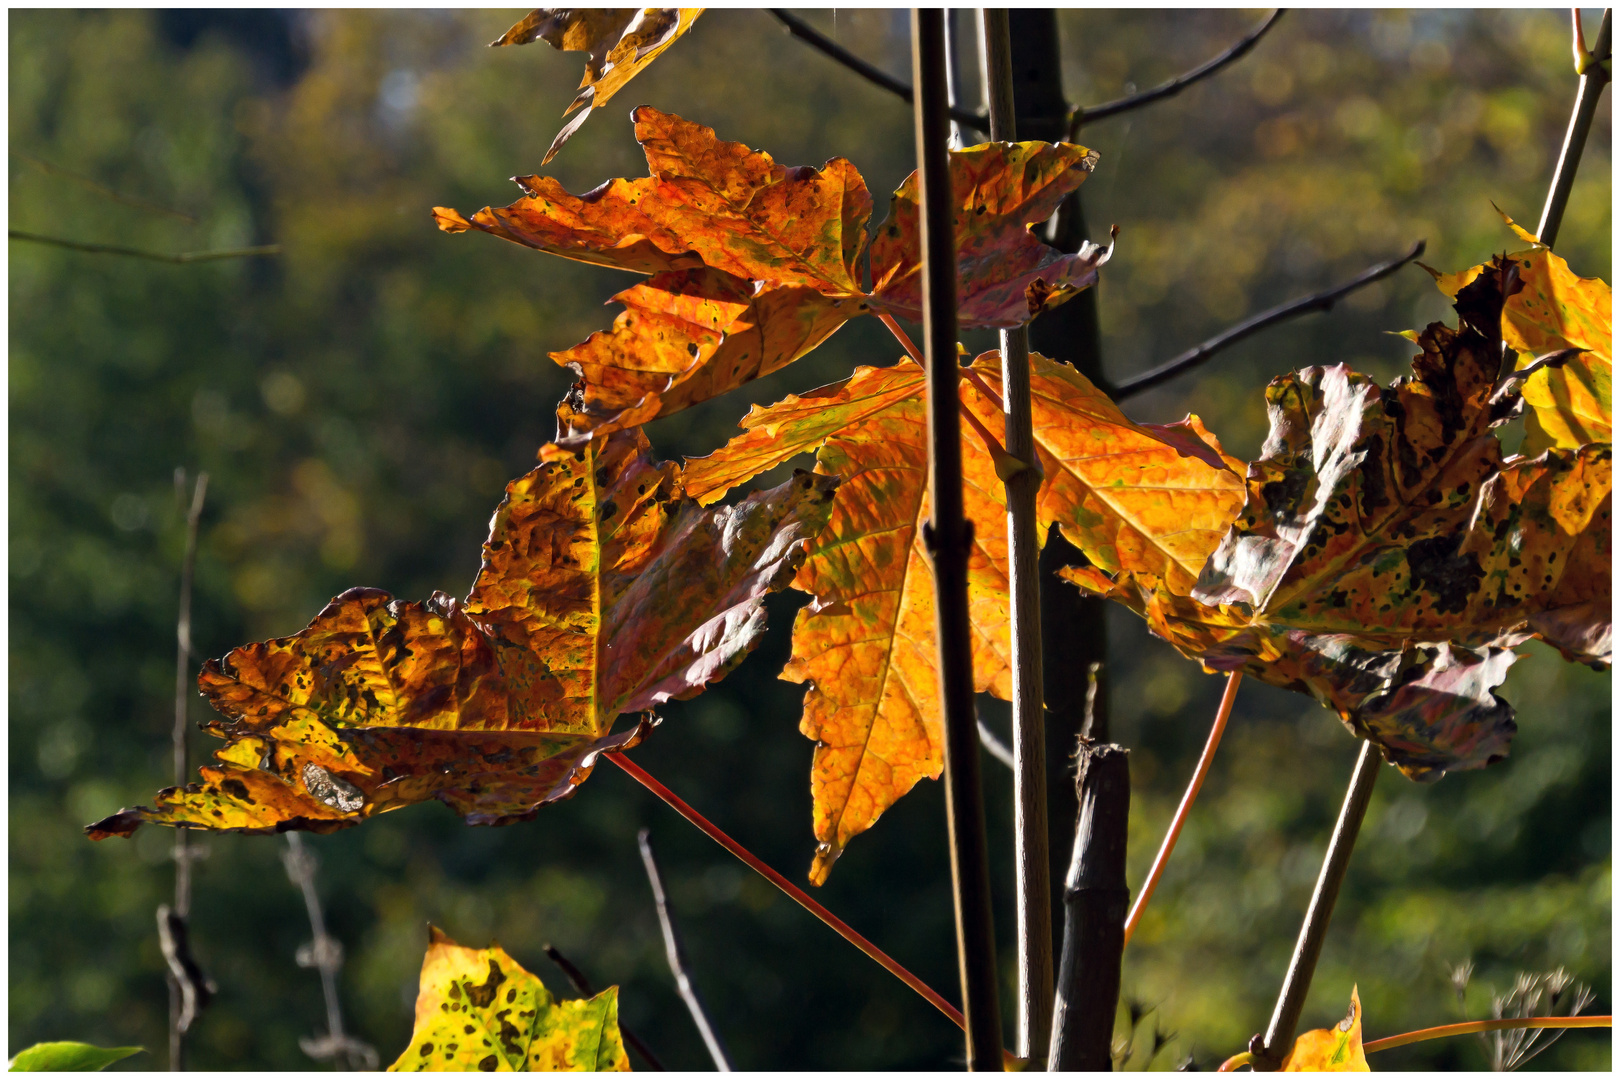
xmin=1048 ymin=742 xmax=1130 ymax=1071
xmin=1007 ymin=2 xmax=1116 ymax=997
xmin=637 ymin=830 xmax=733 ymax=1071
xmin=980 ymin=7 xmax=1053 ymax=1064
xmin=1254 ymin=740 xmax=1383 ymax=1069
xmin=1536 ymin=8 xmax=1611 ymax=249
xmin=913 ymin=8 xmax=1004 ymax=1070
xmin=168 ymin=470 xmax=207 ymax=1071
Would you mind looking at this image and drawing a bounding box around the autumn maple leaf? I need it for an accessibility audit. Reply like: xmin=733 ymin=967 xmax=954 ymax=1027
xmin=87 ymin=429 xmax=836 ymax=838
xmin=687 ymin=350 xmax=1243 ymax=881
xmin=1423 ymin=211 xmax=1611 ymax=455
xmin=1072 ymin=259 xmax=1612 ymax=780
xmin=433 ymin=108 xmax=1110 ymax=443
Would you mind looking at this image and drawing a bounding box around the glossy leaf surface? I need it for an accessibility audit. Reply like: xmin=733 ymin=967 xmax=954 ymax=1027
xmin=87 ymin=431 xmax=835 ymax=837
xmin=389 ymin=927 xmax=628 ymax=1072
xmin=1072 ymin=264 xmax=1612 ymax=779
xmin=8 ymin=1043 xmax=145 ymax=1072
xmin=492 ymin=8 xmax=704 ymax=165
xmin=1280 ymin=986 xmax=1369 ymax=1071
xmin=869 ymin=141 xmax=1110 ymax=329
xmin=1428 ymin=218 xmax=1611 ymax=454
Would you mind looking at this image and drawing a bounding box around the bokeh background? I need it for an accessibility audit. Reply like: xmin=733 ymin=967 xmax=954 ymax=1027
xmin=9 ymin=8 xmax=1610 ymax=1070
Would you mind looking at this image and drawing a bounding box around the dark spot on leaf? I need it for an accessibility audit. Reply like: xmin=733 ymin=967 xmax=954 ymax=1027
xmin=465 ymin=959 xmax=505 ymax=1008
xmin=420 ymin=1044 xmax=434 ymax=1057
xmin=479 ymin=1055 xmax=498 ymax=1071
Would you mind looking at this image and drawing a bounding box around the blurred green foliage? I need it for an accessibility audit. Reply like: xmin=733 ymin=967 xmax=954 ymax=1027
xmin=9 ymin=8 xmax=1609 ymax=1070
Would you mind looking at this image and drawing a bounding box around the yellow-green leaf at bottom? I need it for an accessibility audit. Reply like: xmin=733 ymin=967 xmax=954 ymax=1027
xmin=389 ymin=927 xmax=628 ymax=1072
xmin=1280 ymin=986 xmax=1369 ymax=1071
xmin=8 ymin=1043 xmax=144 ymax=1072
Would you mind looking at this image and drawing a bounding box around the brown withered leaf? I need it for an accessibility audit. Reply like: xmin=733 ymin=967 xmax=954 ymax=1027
xmin=87 ymin=430 xmax=836 ymax=838
xmin=552 ymin=268 xmax=860 ymax=444
xmin=1071 ymin=261 xmax=1612 ymax=779
xmin=869 ymin=141 xmax=1111 ymax=329
xmin=492 ymin=9 xmax=704 ymax=166
xmin=1426 ymin=216 xmax=1611 ymax=455
xmin=687 ymin=352 xmax=1242 ymax=880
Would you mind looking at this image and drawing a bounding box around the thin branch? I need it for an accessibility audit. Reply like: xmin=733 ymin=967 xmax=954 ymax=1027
xmin=1123 ymin=673 xmax=1242 ymax=948
xmin=636 ymin=829 xmax=733 ymax=1071
xmin=9 ymin=229 xmax=280 ymax=263
xmin=767 ymin=10 xmax=985 ymax=131
xmin=1070 ymin=10 xmax=1285 ymax=134
xmin=604 ymin=751 xmax=1021 ymax=1068
xmin=542 ymin=945 xmax=665 ymax=1071
xmin=168 ymin=470 xmax=208 ymax=1071
xmin=283 ymin=834 xmax=377 ymax=1071
xmin=1116 ymin=240 xmax=1426 ymax=399
xmin=1536 ymin=8 xmax=1611 ymax=249
xmin=1253 ymin=740 xmax=1383 ymax=1070
xmin=1364 ymin=1015 xmax=1611 ymax=1056
xmin=977 ymin=716 xmax=1016 ymax=769
xmin=12 ymin=148 xmax=199 ymax=223
xmin=982 ymin=8 xmax=1054 ymax=1063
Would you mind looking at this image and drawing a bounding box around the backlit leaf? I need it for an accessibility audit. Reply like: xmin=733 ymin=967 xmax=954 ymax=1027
xmin=1072 ymin=262 xmax=1612 ymax=779
xmin=435 ymin=107 xmax=872 ymax=296
xmin=1280 ymin=986 xmax=1369 ymax=1071
xmin=8 ymin=1043 xmax=144 ymax=1072
xmin=1427 ymin=215 xmax=1611 ymax=454
xmin=688 ymin=352 xmax=1241 ymax=879
xmin=492 ymin=8 xmax=704 ymax=166
xmin=388 ymin=926 xmax=628 ymax=1072
xmin=869 ymin=141 xmax=1111 ymax=329
xmin=87 ymin=430 xmax=835 ymax=837
xmin=552 ymin=268 xmax=859 ymax=443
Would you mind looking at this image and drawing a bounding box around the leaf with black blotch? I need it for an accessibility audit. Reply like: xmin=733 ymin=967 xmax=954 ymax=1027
xmin=492 ymin=9 xmax=704 ymax=166
xmin=86 ymin=429 xmax=836 ymax=838
xmin=1070 ymin=261 xmax=1611 ymax=780
xmin=388 ymin=926 xmax=628 ymax=1072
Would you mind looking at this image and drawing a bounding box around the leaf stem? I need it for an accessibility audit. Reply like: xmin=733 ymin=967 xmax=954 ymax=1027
xmin=1363 ymin=1015 xmax=1612 ymax=1054
xmin=1253 ymin=740 xmax=1383 ymax=1070
xmin=1122 ymin=672 xmax=1242 ymax=948
xmin=1115 ymin=241 xmax=1426 ymax=399
xmin=168 ymin=470 xmax=208 ymax=1071
xmin=603 ymin=752 xmax=1019 ymax=1067
xmin=637 ymin=829 xmax=733 ymax=1071
xmin=982 ymin=8 xmax=1055 ymax=1062
xmin=1069 ymin=11 xmax=1284 ymax=133
xmin=1535 ymin=8 xmax=1610 ymax=249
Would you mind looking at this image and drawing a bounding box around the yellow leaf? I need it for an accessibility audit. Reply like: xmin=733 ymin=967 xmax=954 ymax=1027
xmin=491 ymin=9 xmax=705 ymax=165
xmin=389 ymin=927 xmax=629 ymax=1072
xmin=1280 ymin=986 xmax=1370 ymax=1071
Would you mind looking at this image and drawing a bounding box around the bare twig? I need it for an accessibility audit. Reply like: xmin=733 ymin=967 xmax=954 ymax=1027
xmin=981 ymin=8 xmax=1054 ymax=1063
xmin=283 ymin=834 xmax=377 ymax=1071
xmin=9 ymin=229 xmax=280 ymax=263
xmin=1253 ymin=740 xmax=1383 ymax=1070
xmin=167 ymin=470 xmax=208 ymax=1071
xmin=1123 ymin=673 xmax=1243 ymax=948
xmin=977 ymin=716 xmax=1016 ymax=769
xmin=767 ymin=10 xmax=985 ymax=131
xmin=1070 ymin=11 xmax=1285 ymax=133
xmin=1115 ymin=240 xmax=1426 ymax=399
xmin=1048 ymin=742 xmax=1131 ymax=1071
xmin=914 ymin=11 xmax=1004 ymax=1070
xmin=12 ymin=148 xmax=198 ymax=223
xmin=542 ymin=944 xmax=666 ymax=1071
xmin=637 ymin=830 xmax=733 ymax=1071
xmin=1536 ymin=8 xmax=1611 ymax=249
